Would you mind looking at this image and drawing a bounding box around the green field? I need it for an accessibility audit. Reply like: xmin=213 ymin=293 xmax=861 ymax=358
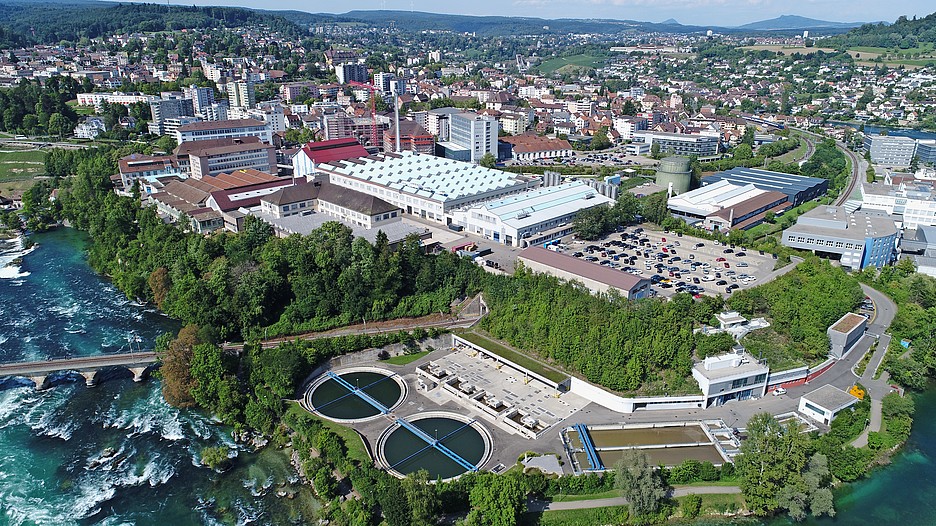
xmin=456 ymin=330 xmax=570 ymax=384
xmin=384 ymin=351 xmax=430 ymax=365
xmin=0 ymin=149 xmax=47 ymax=195
xmin=522 ymin=505 xmax=629 ymax=526
xmin=537 ymin=54 xmax=604 ymax=74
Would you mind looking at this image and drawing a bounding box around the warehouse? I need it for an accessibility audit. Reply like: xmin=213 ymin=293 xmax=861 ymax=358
xmin=517 ymin=247 xmax=652 ymax=299
xmin=702 ymin=167 xmax=828 ymax=206
xmin=781 ymin=206 xmax=898 ymax=270
xmin=667 ymin=179 xmax=790 ymax=231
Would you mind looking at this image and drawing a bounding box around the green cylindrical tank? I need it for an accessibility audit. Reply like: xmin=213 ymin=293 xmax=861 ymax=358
xmin=655 ymin=156 xmax=691 ymax=195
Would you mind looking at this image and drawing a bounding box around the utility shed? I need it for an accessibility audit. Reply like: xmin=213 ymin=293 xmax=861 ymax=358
xmin=827 ymin=312 xmax=867 ymax=359
xmin=798 ymin=385 xmax=859 ymax=425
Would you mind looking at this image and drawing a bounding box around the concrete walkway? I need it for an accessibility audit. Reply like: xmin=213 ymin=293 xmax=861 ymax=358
xmin=527 ymin=485 xmax=741 ymax=512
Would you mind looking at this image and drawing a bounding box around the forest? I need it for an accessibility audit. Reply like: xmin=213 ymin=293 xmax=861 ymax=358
xmin=826 ymin=13 xmax=936 ymax=50
xmin=0 ymin=2 xmax=306 ymax=45
xmin=0 ymin=77 xmax=82 ymax=136
xmin=36 ymin=146 xmax=487 ymax=342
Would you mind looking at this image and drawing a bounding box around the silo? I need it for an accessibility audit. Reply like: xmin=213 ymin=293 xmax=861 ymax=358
xmin=655 ymin=156 xmax=692 ymax=195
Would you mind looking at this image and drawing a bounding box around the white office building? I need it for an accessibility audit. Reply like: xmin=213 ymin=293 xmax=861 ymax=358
xmin=863 ymin=134 xmax=917 ymax=167
xmin=450 ymin=112 xmax=498 ymax=163
xmin=861 ymin=171 xmax=936 ymax=229
xmin=175 ymin=118 xmax=272 ymax=144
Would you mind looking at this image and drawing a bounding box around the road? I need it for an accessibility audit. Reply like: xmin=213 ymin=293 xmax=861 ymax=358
xmin=527 ymin=485 xmax=741 ymax=512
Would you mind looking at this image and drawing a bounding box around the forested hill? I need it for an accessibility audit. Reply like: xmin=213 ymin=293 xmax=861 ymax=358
xmin=826 ymin=12 xmax=936 ymax=49
xmin=0 ymin=2 xmax=306 ymax=45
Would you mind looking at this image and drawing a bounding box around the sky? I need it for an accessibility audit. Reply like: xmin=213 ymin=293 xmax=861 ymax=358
xmin=151 ymin=0 xmax=935 ymax=27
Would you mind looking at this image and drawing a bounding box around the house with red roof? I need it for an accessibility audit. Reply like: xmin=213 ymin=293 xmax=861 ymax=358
xmin=292 ymin=138 xmax=369 ymax=179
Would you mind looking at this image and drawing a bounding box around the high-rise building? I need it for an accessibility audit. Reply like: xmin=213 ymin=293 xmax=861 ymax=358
xmin=336 ymin=63 xmax=368 ymax=85
xmin=184 ymin=85 xmax=215 ymax=116
xmin=148 ymin=95 xmax=195 ymax=136
xmin=449 ymin=112 xmax=498 ymax=163
xmin=227 ymin=80 xmax=256 ymax=109
xmin=863 ymin=134 xmax=917 ymax=167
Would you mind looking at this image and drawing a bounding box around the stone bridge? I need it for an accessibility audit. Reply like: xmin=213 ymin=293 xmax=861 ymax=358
xmin=0 ymin=352 xmax=159 ymax=389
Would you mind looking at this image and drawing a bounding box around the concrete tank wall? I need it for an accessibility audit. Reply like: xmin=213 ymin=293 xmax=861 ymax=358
xmin=655 ymin=155 xmax=692 ymax=195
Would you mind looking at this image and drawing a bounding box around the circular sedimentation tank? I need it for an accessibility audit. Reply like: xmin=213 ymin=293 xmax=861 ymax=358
xmin=655 ymin=155 xmax=692 ymax=195
xmin=305 ymin=367 xmax=406 ymax=423
xmin=377 ymin=412 xmax=492 ymax=481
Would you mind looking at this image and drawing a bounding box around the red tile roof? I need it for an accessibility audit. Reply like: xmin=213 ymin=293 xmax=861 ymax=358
xmin=300 ymin=138 xmax=369 ymax=164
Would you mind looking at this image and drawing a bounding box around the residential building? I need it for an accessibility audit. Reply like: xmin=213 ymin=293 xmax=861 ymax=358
xmin=336 ymin=63 xmax=368 ymax=85
xmin=74 ymin=117 xmax=106 ymax=139
xmin=76 ymin=92 xmax=156 ymax=107
xmin=702 ymin=167 xmax=828 ymax=206
xmin=148 ymin=95 xmax=195 ymax=136
xmin=692 ymin=352 xmax=769 ymax=408
xmin=781 ymin=206 xmax=898 ymax=269
xmin=383 ymin=120 xmax=435 ymax=155
xmin=863 ymin=134 xmax=916 ymax=166
xmin=316 ymin=151 xmax=539 ymax=223
xmin=175 ymin=118 xmax=272 ymax=144
xmin=323 ymin=112 xmax=387 ymax=148
xmin=449 ymin=112 xmax=498 ymax=163
xmin=517 ymin=246 xmax=652 ymax=299
xmin=450 ymin=181 xmax=614 ymax=247
xmin=174 ymin=137 xmax=276 ymax=179
xmin=426 ymin=107 xmax=461 ymax=140
xmin=184 ymin=84 xmax=215 ymax=116
xmin=226 ymin=80 xmax=256 ymax=110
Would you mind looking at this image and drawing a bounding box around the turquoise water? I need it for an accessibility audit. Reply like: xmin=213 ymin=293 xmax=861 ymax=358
xmin=0 ymin=229 xmax=319 ymax=525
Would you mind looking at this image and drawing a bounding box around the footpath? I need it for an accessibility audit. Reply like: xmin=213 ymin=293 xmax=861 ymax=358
xmin=526 ymin=485 xmax=741 ymax=513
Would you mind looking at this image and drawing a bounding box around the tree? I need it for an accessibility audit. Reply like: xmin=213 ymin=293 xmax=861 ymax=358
xmin=479 ymin=152 xmax=496 ymax=168
xmin=622 ymin=99 xmax=637 ymax=116
xmin=47 ymin=112 xmax=69 ymax=139
xmin=467 ymin=472 xmax=525 ymax=526
xmin=159 ymin=324 xmax=202 ymax=407
xmin=572 ymin=205 xmax=610 ymax=240
xmin=682 ymin=493 xmax=702 ymax=519
xmin=650 ymin=142 xmax=661 ymax=159
xmin=591 ymin=129 xmax=612 ymax=150
xmin=737 ymin=413 xmax=810 ymax=517
xmin=614 ymin=449 xmax=666 ymax=519
xmin=733 ymin=143 xmax=753 ymax=160
xmin=402 ymin=469 xmax=439 ymax=525
xmin=611 ymin=192 xmax=640 ymax=225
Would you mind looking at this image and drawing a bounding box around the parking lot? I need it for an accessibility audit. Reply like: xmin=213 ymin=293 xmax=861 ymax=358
xmin=555 ymin=225 xmax=780 ymax=298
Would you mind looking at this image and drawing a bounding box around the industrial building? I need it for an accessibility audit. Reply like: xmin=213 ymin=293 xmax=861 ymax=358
xmin=292 ymin=138 xmax=369 ymax=180
xmin=655 ymin=156 xmax=692 ymax=196
xmin=827 ymin=312 xmax=868 ymax=360
xmin=798 ymin=385 xmax=859 ymax=425
xmin=667 ymin=179 xmax=790 ymax=231
xmin=863 ymin=134 xmax=917 ymax=167
xmin=860 ymin=171 xmax=936 ymax=229
xmin=449 ymin=181 xmax=615 ymax=247
xmin=701 ymin=167 xmax=828 ymax=206
xmin=517 ymin=247 xmax=652 ymax=299
xmin=633 ymin=131 xmax=720 ymax=159
xmin=315 ymin=151 xmax=540 ymax=223
xmin=499 ymin=135 xmax=573 ymax=162
xmin=898 ymin=225 xmax=936 ymax=278
xmin=781 ymin=206 xmax=898 ymax=269
xmin=691 ymin=352 xmax=769 ymax=408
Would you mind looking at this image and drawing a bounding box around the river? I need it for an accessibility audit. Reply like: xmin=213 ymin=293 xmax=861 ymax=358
xmin=0 ymin=229 xmax=319 ymax=525
xmin=829 ymin=121 xmax=936 ymax=141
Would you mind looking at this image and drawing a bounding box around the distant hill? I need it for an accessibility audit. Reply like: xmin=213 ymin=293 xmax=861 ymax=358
xmin=737 ymin=15 xmax=865 ymax=31
xmin=660 ymin=18 xmax=680 ymax=26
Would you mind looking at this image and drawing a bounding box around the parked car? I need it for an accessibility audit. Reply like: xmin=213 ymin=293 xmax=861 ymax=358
xmin=716 ymin=257 xmax=726 ymax=262
xmin=773 ymin=387 xmax=787 ymax=396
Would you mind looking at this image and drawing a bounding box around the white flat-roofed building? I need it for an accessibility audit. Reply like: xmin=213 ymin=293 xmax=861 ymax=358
xmin=861 ymin=172 xmax=936 ymax=230
xmin=633 ymin=130 xmax=720 ymax=159
xmin=863 ymin=134 xmax=916 ymax=167
xmin=76 ymin=92 xmax=156 ymax=107
xmin=667 ymin=179 xmax=790 ymax=231
xmin=450 ymin=181 xmax=613 ymax=247
xmin=175 ymin=118 xmax=272 ymax=144
xmin=828 ymin=312 xmax=868 ymax=360
xmin=781 ymin=205 xmax=898 ymax=270
xmin=692 ymin=352 xmax=769 ymax=408
xmin=316 ymin=151 xmax=540 ymax=223
xmin=799 ymin=385 xmax=859 ymax=425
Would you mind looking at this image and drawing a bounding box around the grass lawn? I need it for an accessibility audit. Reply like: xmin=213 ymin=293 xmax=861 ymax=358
xmin=522 ymin=505 xmax=629 ymax=526
xmin=741 ymin=328 xmax=810 ymax=371
xmin=283 ymin=404 xmax=371 ymax=464
xmin=538 ymin=54 xmax=604 ymax=74
xmin=0 ymin=149 xmax=47 ymax=195
xmin=674 ymin=493 xmax=746 ymax=517
xmin=456 ymin=330 xmax=569 ymax=384
xmin=384 ymin=351 xmax=429 ymax=365
xmin=66 ymin=100 xmax=96 ymax=116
